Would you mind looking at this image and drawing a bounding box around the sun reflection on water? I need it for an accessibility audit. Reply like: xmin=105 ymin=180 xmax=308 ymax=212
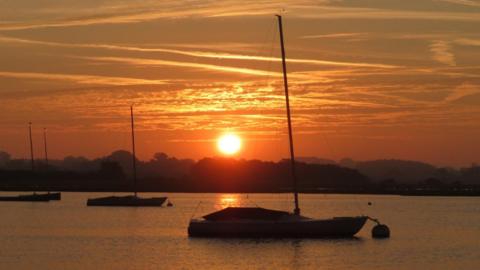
xmin=217 ymin=194 xmax=241 ymax=209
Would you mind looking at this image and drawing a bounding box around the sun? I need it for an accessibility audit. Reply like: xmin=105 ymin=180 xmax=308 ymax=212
xmin=217 ymin=133 xmax=242 ymax=155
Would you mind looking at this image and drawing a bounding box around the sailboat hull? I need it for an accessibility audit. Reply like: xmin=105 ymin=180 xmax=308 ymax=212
xmin=46 ymin=192 xmax=61 ymax=200
xmin=86 ymin=195 xmax=167 ymax=207
xmin=0 ymin=193 xmax=51 ymax=202
xmin=188 ymin=216 xmax=367 ymax=238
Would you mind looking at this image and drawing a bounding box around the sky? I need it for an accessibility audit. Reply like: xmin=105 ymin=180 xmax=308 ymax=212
xmin=0 ymin=0 xmax=479 ymax=167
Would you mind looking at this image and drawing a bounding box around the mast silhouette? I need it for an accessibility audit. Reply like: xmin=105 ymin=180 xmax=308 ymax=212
xmin=86 ymin=106 xmax=167 ymax=206
xmin=43 ymin=128 xmax=48 ymax=167
xmin=276 ymin=15 xmax=300 ymax=215
xmin=28 ymin=122 xmax=34 ymax=171
xmin=130 ymin=105 xmax=137 ymax=197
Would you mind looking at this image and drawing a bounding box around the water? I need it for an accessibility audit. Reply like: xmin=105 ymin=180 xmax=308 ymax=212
xmin=0 ymin=192 xmax=479 ymax=270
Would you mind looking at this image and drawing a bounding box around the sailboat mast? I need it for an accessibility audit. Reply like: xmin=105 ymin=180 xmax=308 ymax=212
xmin=130 ymin=106 xmax=137 ymax=197
xmin=276 ymin=15 xmax=300 ymax=215
xmin=29 ymin=122 xmax=35 ymax=171
xmin=43 ymin=128 xmax=49 ymax=167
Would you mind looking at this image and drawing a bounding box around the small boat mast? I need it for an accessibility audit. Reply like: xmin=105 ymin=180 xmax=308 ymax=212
xmin=131 ymin=105 xmax=137 ymax=197
xmin=86 ymin=106 xmax=168 ymax=206
xmin=29 ymin=122 xmax=35 ymax=171
xmin=276 ymin=15 xmax=300 ymax=216
xmin=43 ymin=128 xmax=49 ymax=167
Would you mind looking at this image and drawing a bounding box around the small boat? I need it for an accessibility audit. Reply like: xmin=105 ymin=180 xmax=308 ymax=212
xmin=86 ymin=106 xmax=168 ymax=207
xmin=188 ymin=15 xmax=368 ymax=238
xmin=87 ymin=195 xmax=166 ymax=206
xmin=1 ymin=123 xmax=55 ymax=203
xmin=0 ymin=193 xmax=50 ymax=202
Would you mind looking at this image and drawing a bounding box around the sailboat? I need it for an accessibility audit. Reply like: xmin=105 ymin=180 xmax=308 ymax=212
xmin=86 ymin=106 xmax=167 ymax=207
xmin=0 ymin=122 xmax=50 ymax=202
xmin=188 ymin=15 xmax=367 ymax=237
xmin=42 ymin=128 xmax=61 ymax=200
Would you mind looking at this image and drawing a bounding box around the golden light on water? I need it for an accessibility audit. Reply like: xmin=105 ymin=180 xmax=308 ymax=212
xmin=217 ymin=133 xmax=242 ymax=155
xmin=218 ymin=194 xmax=240 ymax=208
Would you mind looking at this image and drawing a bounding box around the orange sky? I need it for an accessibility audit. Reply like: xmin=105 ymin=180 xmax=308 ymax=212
xmin=0 ymin=0 xmax=479 ymax=166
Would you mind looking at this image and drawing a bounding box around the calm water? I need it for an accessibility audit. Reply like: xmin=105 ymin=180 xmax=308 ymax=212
xmin=0 ymin=192 xmax=479 ymax=270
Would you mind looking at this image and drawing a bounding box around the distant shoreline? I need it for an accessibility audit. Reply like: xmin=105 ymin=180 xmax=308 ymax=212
xmin=1 ymin=188 xmax=480 ymax=197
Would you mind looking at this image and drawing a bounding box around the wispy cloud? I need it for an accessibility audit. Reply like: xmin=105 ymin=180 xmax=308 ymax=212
xmin=300 ymin=33 xmax=369 ymax=39
xmin=290 ymin=5 xmax=480 ymax=21
xmin=437 ymin=0 xmax=480 ymax=7
xmin=430 ymin=40 xmax=456 ymax=66
xmin=455 ymin=38 xmax=480 ymax=46
xmin=1 ymin=1 xmax=479 ymax=31
xmin=0 ymin=71 xmax=171 ymax=86
xmin=300 ymin=32 xmax=480 ymax=43
xmin=0 ymin=35 xmax=399 ymax=69
xmin=0 ymin=1 xmax=284 ymax=31
xmin=444 ymin=83 xmax=480 ymax=103
xmin=79 ymin=56 xmax=285 ymax=78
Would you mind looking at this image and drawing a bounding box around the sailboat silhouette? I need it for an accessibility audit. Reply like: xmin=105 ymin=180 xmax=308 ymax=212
xmin=188 ymin=15 xmax=367 ymax=237
xmin=0 ymin=123 xmax=55 ymax=202
xmin=86 ymin=106 xmax=168 ymax=207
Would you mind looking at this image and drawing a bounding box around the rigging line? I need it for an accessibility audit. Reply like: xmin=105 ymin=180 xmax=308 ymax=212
xmin=319 ymin=117 xmax=364 ymax=214
xmin=23 ymin=126 xmax=28 ymax=166
xmin=249 ymin=16 xmax=276 ymax=133
xmin=319 ymin=128 xmax=337 ymax=162
xmin=270 ymin=25 xmax=294 ymax=210
xmin=318 ymin=130 xmax=358 ymax=212
xmin=257 ymin=17 xmax=287 ymax=210
xmin=267 ymin=19 xmax=294 ymax=208
xmin=244 ymin=193 xmax=259 ymax=208
xmin=337 ymin=139 xmax=365 ymax=214
xmin=263 ymin=18 xmax=278 ymax=88
xmin=190 ymin=200 xmax=203 ymax=220
xmin=255 ymin=17 xmax=276 ymax=134
xmin=239 ymin=17 xmax=276 ymax=208
xmin=243 ymin=19 xmax=275 ymax=201
xmin=248 ymin=17 xmax=276 ymax=71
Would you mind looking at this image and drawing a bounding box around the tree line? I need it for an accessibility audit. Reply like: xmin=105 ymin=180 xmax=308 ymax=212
xmin=0 ymin=150 xmax=479 ymax=194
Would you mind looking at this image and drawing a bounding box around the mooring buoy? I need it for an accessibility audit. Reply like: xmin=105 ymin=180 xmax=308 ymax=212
xmin=367 ymin=216 xmax=390 ymax=238
xmin=372 ymin=224 xmax=390 ymax=238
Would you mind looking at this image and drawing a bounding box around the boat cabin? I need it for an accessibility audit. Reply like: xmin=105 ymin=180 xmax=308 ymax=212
xmin=203 ymin=207 xmax=291 ymax=221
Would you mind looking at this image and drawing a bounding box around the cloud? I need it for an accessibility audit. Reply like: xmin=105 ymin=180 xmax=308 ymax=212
xmin=455 ymin=38 xmax=480 ymax=46
xmin=0 ymin=71 xmax=171 ymax=86
xmin=437 ymin=0 xmax=480 ymax=7
xmin=430 ymin=41 xmax=456 ymax=66
xmin=79 ymin=56 xmax=285 ymax=78
xmin=289 ymin=5 xmax=480 ymax=21
xmin=300 ymin=32 xmax=480 ymax=43
xmin=300 ymin=33 xmax=369 ymax=39
xmin=0 ymin=1 xmax=285 ymax=31
xmin=444 ymin=83 xmax=480 ymax=103
xmin=0 ymin=35 xmax=399 ymax=69
xmin=0 ymin=1 xmax=479 ymax=31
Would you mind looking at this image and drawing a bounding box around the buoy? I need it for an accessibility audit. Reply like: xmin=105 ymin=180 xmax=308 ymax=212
xmin=372 ymin=224 xmax=390 ymax=238
xmin=368 ymin=201 xmax=372 ymax=206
